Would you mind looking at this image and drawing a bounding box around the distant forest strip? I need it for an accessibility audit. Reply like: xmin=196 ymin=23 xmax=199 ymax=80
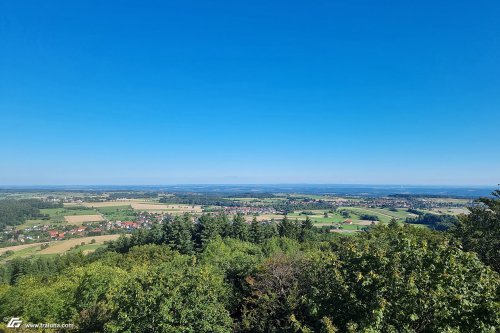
xmin=0 ymin=199 xmax=62 ymax=231
xmin=388 ymin=194 xmax=474 ymax=199
xmin=406 ymin=212 xmax=458 ymax=230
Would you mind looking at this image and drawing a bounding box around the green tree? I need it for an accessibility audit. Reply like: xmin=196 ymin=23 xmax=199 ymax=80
xmin=163 ymin=214 xmax=194 ymax=254
xmin=73 ymin=263 xmax=128 ymax=332
xmin=279 ymin=215 xmax=300 ymax=240
xmin=195 ymin=214 xmax=223 ymax=249
xmin=231 ymin=213 xmax=249 ymax=241
xmin=300 ymin=216 xmax=314 ymax=241
xmin=308 ymin=225 xmax=500 ymax=332
xmin=249 ymin=217 xmax=264 ymax=244
xmin=450 ymin=190 xmax=500 ymax=272
xmin=108 ymin=262 xmax=232 ymax=333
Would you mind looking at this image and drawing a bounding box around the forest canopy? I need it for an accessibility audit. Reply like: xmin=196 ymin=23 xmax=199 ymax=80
xmin=0 ymin=192 xmax=499 ymax=332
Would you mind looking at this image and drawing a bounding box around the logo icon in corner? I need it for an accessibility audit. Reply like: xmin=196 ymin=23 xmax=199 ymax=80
xmin=7 ymin=317 xmax=22 ymax=328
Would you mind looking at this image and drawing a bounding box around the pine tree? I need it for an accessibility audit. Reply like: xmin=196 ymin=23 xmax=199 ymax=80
xmin=196 ymin=214 xmax=222 ymax=249
xmin=279 ymin=215 xmax=299 ymax=239
xmin=231 ymin=213 xmax=249 ymax=241
xmin=249 ymin=216 xmax=264 ymax=243
xmin=164 ymin=214 xmax=194 ymax=254
xmin=300 ymin=216 xmax=314 ymax=241
xmin=218 ymin=213 xmax=232 ymax=238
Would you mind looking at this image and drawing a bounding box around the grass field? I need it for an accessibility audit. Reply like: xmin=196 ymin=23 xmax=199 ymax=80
xmin=338 ymin=207 xmax=402 ymax=223
xmin=0 ymin=243 xmax=41 ymax=256
xmin=96 ymin=205 xmax=136 ymax=221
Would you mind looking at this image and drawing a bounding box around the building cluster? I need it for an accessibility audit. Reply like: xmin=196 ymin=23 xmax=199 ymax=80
xmin=1 ymin=212 xmax=159 ymax=244
xmin=223 ymin=206 xmax=277 ymax=215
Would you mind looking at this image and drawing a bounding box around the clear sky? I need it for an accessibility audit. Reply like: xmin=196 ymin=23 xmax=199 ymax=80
xmin=1 ymin=0 xmax=499 ymax=185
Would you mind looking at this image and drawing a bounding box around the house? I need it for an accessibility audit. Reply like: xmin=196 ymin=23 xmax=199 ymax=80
xmin=121 ymin=221 xmax=138 ymax=229
xmin=48 ymin=230 xmax=65 ymax=239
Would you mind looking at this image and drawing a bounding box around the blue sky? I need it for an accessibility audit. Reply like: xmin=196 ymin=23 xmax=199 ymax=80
xmin=1 ymin=0 xmax=499 ymax=185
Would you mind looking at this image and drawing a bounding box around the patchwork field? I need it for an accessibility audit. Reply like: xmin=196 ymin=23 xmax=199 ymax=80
xmin=16 ymin=207 xmax=101 ymax=229
xmin=82 ymin=201 xmax=203 ymax=213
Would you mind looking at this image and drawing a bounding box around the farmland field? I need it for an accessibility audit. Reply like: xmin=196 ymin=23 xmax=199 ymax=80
xmin=16 ymin=207 xmax=100 ymax=229
xmin=0 ymin=235 xmax=123 ymax=262
xmin=64 ymin=214 xmax=105 ymax=224
xmin=37 ymin=234 xmax=122 ymax=255
xmin=82 ymin=201 xmax=141 ymax=208
xmin=96 ymin=205 xmax=136 ymax=221
xmin=0 ymin=243 xmax=40 ymax=256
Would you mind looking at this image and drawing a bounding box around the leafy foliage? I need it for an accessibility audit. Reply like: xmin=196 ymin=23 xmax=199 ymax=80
xmin=0 ymin=210 xmax=498 ymax=333
xmin=449 ymin=190 xmax=500 ymax=272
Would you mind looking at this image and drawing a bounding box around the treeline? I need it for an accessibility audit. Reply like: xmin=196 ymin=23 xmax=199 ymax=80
xmin=358 ymin=214 xmax=380 ymax=221
xmin=158 ymin=194 xmax=337 ymax=212
xmin=0 ymin=199 xmax=62 ymax=231
xmin=406 ymin=211 xmax=458 ymax=230
xmin=159 ymin=195 xmax=241 ymax=206
xmin=389 ymin=194 xmax=473 ymax=199
xmin=0 ymin=223 xmax=498 ymax=332
xmin=109 ymin=214 xmax=315 ymax=255
xmin=225 ymin=192 xmax=276 ymax=198
xmin=107 ymin=192 xmax=159 ymax=200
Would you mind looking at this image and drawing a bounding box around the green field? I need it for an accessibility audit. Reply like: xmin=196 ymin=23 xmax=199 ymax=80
xmin=16 ymin=207 xmax=99 ymax=229
xmin=96 ymin=205 xmax=137 ymax=221
xmin=338 ymin=207 xmax=403 ymax=223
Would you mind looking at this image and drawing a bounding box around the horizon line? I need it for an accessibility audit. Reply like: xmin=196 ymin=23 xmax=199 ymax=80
xmin=0 ymin=183 xmax=496 ymax=188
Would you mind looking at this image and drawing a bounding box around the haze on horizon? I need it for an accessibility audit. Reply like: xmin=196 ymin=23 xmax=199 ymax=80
xmin=1 ymin=1 xmax=499 ymax=186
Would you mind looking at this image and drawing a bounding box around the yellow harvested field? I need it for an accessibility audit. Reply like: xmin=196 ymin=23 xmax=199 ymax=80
xmin=37 ymin=234 xmax=122 ymax=254
xmin=81 ymin=201 xmax=203 ymax=213
xmin=82 ymin=202 xmax=133 ymax=208
xmin=64 ymin=215 xmax=105 ymax=224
